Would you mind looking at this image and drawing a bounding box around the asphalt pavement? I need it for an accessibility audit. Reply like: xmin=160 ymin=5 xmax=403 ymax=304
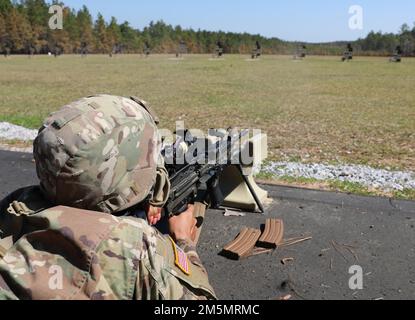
xmin=0 ymin=150 xmax=414 ymax=300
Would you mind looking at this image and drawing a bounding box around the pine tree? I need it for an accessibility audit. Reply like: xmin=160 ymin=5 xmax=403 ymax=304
xmin=18 ymin=0 xmax=50 ymax=53
xmin=0 ymin=0 xmax=11 ymax=14
xmin=0 ymin=13 xmax=7 ymax=51
xmin=6 ymin=7 xmax=32 ymax=52
xmin=64 ymin=7 xmax=81 ymax=53
xmin=21 ymin=0 xmax=49 ymax=27
xmin=76 ymin=5 xmax=93 ymax=53
xmin=107 ymin=17 xmax=121 ymax=52
xmin=120 ymin=21 xmax=140 ymax=52
xmin=94 ymin=13 xmax=109 ymax=53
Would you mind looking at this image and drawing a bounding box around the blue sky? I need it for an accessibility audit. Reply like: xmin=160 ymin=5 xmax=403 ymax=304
xmin=62 ymin=0 xmax=415 ymax=42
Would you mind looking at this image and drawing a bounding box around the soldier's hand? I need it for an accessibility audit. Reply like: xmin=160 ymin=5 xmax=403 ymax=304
xmin=169 ymin=205 xmax=197 ymax=242
xmin=147 ymin=205 xmax=162 ymax=226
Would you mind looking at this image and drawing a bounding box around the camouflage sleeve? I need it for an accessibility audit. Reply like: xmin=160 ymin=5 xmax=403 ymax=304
xmin=133 ymin=228 xmax=216 ymax=300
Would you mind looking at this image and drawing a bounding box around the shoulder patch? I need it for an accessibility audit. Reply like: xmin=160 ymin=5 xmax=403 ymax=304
xmin=169 ymin=237 xmax=190 ymax=276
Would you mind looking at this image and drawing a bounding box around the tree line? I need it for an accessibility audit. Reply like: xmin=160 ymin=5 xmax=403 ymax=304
xmin=1 ymin=0 xmax=415 ymax=56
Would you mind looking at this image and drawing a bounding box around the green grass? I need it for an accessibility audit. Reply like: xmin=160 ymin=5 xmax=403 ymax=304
xmin=1 ymin=54 xmax=414 ymax=172
xmin=328 ymin=180 xmax=377 ymax=197
xmin=256 ymin=173 xmax=415 ymax=200
xmin=393 ymin=189 xmax=415 ymax=201
xmin=256 ymin=173 xmax=320 ymax=185
xmin=0 ymin=114 xmax=43 ymax=129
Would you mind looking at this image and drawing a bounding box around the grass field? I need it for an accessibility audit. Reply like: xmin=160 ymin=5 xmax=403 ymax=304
xmin=0 ymin=54 xmax=414 ymax=172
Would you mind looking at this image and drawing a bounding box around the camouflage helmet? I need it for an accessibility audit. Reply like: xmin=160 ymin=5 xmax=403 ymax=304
xmin=34 ymin=94 xmax=160 ymax=214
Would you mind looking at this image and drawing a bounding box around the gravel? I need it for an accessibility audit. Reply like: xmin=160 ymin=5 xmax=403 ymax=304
xmin=0 ymin=122 xmax=38 ymax=141
xmin=1 ymin=122 xmax=414 ymax=192
xmin=262 ymin=162 xmax=415 ymax=192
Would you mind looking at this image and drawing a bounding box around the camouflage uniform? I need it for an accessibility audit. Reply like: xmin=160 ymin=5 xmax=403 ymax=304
xmin=0 ymin=95 xmax=216 ymax=300
xmin=0 ymin=202 xmax=216 ymax=300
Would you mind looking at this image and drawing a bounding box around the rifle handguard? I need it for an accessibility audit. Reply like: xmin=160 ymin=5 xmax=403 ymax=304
xmin=193 ymin=202 xmax=206 ymax=245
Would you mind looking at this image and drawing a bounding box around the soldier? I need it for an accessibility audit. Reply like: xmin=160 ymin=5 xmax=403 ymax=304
xmin=215 ymin=41 xmax=224 ymax=58
xmin=28 ymin=45 xmax=35 ymax=58
xmin=293 ymin=45 xmax=306 ymax=60
xmin=251 ymin=41 xmax=261 ymax=59
xmin=143 ymin=41 xmax=151 ymax=57
xmin=80 ymin=42 xmax=88 ymax=57
xmin=301 ymin=45 xmax=307 ymax=58
xmin=176 ymin=40 xmax=187 ymax=58
xmin=3 ymin=47 xmax=10 ymax=58
xmin=390 ymin=45 xmax=402 ymax=62
xmin=54 ymin=46 xmax=62 ymax=58
xmin=110 ymin=43 xmax=122 ymax=57
xmin=342 ymin=43 xmax=353 ymax=62
xmin=0 ymin=95 xmax=217 ymax=300
xmin=2 ymin=39 xmax=11 ymax=57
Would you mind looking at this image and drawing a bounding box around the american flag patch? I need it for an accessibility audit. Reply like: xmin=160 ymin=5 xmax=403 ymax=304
xmin=169 ymin=237 xmax=190 ymax=276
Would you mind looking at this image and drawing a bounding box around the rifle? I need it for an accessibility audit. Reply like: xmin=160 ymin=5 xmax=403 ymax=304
xmin=162 ymin=129 xmax=265 ymax=218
